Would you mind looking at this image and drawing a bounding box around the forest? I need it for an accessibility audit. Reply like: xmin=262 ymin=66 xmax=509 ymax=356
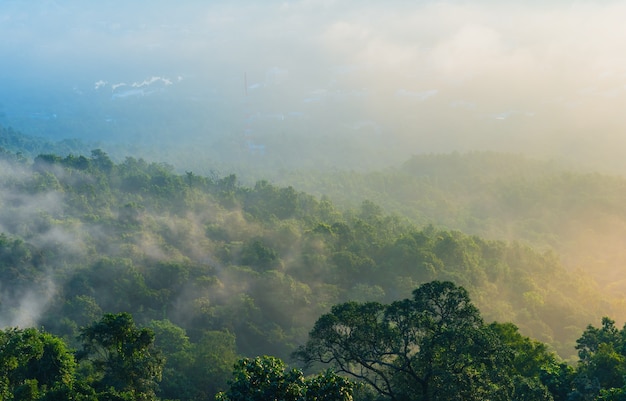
xmin=1 ymin=127 xmax=626 ymax=400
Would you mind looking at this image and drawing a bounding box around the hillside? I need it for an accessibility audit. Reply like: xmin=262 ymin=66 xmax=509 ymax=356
xmin=275 ymin=152 xmax=626 ymax=298
xmin=0 ymin=147 xmax=613 ymax=363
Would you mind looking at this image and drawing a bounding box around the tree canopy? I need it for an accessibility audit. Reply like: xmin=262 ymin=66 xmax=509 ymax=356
xmin=0 ymin=146 xmax=623 ymax=400
xmin=296 ymin=281 xmax=554 ymax=401
xmin=216 ymin=356 xmax=354 ymax=401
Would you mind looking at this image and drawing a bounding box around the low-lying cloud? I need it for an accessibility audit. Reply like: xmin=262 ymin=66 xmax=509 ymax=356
xmin=2 ymin=0 xmax=626 ymax=171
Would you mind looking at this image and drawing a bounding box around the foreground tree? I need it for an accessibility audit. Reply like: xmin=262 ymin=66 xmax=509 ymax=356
xmin=568 ymin=317 xmax=626 ymax=400
xmin=295 ymin=281 xmax=516 ymax=401
xmin=216 ymin=355 xmax=354 ymax=401
xmin=490 ymin=322 xmax=570 ymax=401
xmin=77 ymin=312 xmax=164 ymax=401
xmin=0 ymin=327 xmax=77 ymax=400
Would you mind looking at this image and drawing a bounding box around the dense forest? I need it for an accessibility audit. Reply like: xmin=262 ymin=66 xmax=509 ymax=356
xmin=1 ymin=126 xmax=626 ymax=399
xmin=276 ymin=152 xmax=626 ymax=293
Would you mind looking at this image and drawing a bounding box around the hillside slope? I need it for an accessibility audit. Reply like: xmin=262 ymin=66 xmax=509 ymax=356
xmin=277 ymin=152 xmax=626 ymax=297
xmin=0 ymin=148 xmax=614 ymax=362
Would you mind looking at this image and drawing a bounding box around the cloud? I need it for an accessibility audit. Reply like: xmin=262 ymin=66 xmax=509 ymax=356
xmin=0 ymin=277 xmax=57 ymax=329
xmin=131 ymin=76 xmax=173 ymax=88
xmin=3 ymin=0 xmax=626 ymax=170
xmin=94 ymin=80 xmax=107 ymax=90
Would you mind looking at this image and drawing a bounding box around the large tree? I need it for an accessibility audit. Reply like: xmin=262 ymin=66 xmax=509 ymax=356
xmin=295 ymin=281 xmax=514 ymax=401
xmin=77 ymin=313 xmax=164 ymax=401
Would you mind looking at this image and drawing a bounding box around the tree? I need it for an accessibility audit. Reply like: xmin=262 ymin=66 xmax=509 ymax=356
xmin=188 ymin=330 xmax=240 ymax=400
xmin=216 ymin=356 xmax=304 ymax=401
xmin=77 ymin=313 xmax=164 ymax=401
xmin=305 ymin=369 xmax=355 ymax=401
xmin=147 ymin=319 xmax=194 ymax=401
xmin=0 ymin=327 xmax=78 ymax=400
xmin=490 ymin=321 xmax=563 ymax=400
xmin=241 ymin=239 xmax=281 ymax=271
xmin=90 ymin=149 xmax=113 ymax=174
xmin=570 ymin=317 xmax=626 ymax=400
xmin=295 ymin=281 xmax=513 ymax=401
xmin=216 ymin=356 xmax=353 ymax=401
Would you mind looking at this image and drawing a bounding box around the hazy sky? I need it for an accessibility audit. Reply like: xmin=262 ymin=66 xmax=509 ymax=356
xmin=2 ymin=0 xmax=626 ymax=171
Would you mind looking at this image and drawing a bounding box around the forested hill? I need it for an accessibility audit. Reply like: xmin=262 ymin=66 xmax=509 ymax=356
xmin=276 ymin=152 xmax=626 ymax=295
xmin=0 ymin=146 xmax=612 ymax=367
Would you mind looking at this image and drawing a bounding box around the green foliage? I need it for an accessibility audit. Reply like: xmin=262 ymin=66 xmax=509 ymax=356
xmin=0 ymin=149 xmax=607 ymax=359
xmin=241 ymin=239 xmax=281 ymax=271
xmin=568 ymin=317 xmax=626 ymax=399
xmin=276 ymin=152 xmax=626 ymax=304
xmin=599 ymin=386 xmax=626 ymax=401
xmin=77 ymin=313 xmax=164 ymax=401
xmin=296 ymin=281 xmax=514 ymax=401
xmin=0 ymin=327 xmax=77 ymax=400
xmin=216 ymin=356 xmax=353 ymax=401
xmin=306 ymin=369 xmax=355 ymax=401
xmin=490 ymin=322 xmax=567 ymax=401
xmin=490 ymin=322 xmax=560 ymax=379
xmin=187 ymin=330 xmax=239 ymax=400
xmin=0 ymin=147 xmax=624 ymax=400
xmin=216 ymin=356 xmax=305 ymax=401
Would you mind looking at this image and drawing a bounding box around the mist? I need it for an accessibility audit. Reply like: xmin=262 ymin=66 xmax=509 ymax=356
xmin=1 ymin=0 xmax=626 ymax=174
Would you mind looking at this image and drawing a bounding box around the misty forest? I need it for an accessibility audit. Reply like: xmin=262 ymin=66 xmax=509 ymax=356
xmin=4 ymin=1 xmax=626 ymax=401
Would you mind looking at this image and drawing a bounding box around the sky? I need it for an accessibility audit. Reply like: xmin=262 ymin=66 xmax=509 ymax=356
xmin=1 ymin=0 xmax=626 ymax=172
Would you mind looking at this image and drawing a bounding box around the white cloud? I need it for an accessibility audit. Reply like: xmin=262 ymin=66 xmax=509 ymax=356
xmin=94 ymin=80 xmax=107 ymax=90
xmin=0 ymin=278 xmax=57 ymax=328
xmin=131 ymin=76 xmax=173 ymax=88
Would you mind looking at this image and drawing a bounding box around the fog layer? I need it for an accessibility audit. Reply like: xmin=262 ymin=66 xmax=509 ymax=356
xmin=2 ymin=1 xmax=626 ymax=172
